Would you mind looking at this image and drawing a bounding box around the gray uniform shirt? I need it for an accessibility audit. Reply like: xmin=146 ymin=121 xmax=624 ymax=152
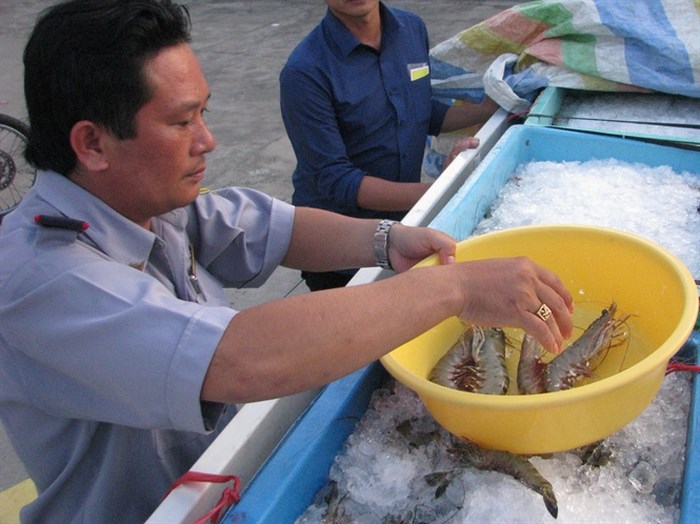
xmin=0 ymin=171 xmax=295 ymax=523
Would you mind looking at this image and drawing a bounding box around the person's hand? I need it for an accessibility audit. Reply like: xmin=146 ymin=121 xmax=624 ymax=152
xmin=388 ymin=224 xmax=457 ymax=273
xmin=450 ymin=257 xmax=575 ymax=353
xmin=443 ymin=136 xmax=480 ymax=170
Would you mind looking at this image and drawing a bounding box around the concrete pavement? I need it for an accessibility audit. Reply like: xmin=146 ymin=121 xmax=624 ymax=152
xmin=0 ymin=0 xmax=519 ymax=519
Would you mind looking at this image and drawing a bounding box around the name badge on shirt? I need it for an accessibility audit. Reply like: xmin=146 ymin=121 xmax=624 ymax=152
xmin=408 ymin=62 xmax=429 ymax=81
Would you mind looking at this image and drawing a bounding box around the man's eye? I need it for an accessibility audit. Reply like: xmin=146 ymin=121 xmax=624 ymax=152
xmin=178 ymin=108 xmax=208 ymax=126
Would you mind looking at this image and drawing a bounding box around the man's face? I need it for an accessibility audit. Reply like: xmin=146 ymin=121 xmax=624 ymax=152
xmin=104 ymin=43 xmax=216 ymax=224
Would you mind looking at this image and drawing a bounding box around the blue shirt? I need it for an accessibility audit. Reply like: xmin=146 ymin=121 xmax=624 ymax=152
xmin=0 ymin=171 xmax=295 ymax=523
xmin=280 ymin=2 xmax=449 ymax=220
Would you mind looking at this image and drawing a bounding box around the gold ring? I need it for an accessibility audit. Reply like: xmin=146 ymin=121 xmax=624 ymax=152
xmin=536 ymin=303 xmax=552 ymax=322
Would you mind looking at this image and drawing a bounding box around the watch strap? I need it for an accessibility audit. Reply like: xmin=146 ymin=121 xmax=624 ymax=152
xmin=373 ymin=219 xmax=397 ymax=270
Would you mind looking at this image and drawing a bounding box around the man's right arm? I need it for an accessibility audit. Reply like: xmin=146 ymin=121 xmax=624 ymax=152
xmin=201 ymin=212 xmax=574 ymax=405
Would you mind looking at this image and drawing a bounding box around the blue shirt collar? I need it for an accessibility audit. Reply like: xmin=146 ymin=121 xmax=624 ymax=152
xmin=323 ymin=1 xmax=401 ymax=57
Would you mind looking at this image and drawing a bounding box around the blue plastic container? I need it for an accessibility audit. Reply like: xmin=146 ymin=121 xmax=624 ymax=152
xmin=223 ymin=126 xmax=700 ymax=523
xmin=429 ymin=125 xmax=700 ymax=240
xmin=680 ymin=330 xmax=700 ymax=524
xmin=223 ymin=363 xmax=388 ymax=523
xmin=525 ymin=86 xmax=700 ymax=147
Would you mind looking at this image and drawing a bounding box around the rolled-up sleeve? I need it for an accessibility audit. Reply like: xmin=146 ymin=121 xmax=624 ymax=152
xmin=280 ymin=65 xmax=365 ymax=210
xmin=190 ymin=187 xmax=296 ymax=288
xmin=429 ymin=98 xmax=451 ymax=136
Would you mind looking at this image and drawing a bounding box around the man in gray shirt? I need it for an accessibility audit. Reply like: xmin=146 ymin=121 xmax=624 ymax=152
xmin=0 ymin=1 xmax=573 ymax=521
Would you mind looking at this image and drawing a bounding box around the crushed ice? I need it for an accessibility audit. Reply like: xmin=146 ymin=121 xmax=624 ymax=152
xmin=298 ymin=373 xmax=692 ymax=524
xmin=297 ymin=158 xmax=698 ymax=523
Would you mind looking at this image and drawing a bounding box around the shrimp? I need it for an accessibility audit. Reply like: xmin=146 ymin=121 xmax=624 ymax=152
xmin=544 ymin=302 xmax=628 ymax=392
xmin=428 ymin=326 xmax=509 ymax=395
xmin=448 ymin=437 xmax=558 ymax=519
xmin=517 ymin=334 xmax=547 ymax=394
xmin=428 ymin=327 xmax=482 ymax=392
xmin=475 ymin=327 xmax=510 ymax=395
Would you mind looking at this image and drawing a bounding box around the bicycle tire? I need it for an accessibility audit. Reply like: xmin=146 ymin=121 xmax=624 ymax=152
xmin=0 ymin=113 xmax=36 ymax=217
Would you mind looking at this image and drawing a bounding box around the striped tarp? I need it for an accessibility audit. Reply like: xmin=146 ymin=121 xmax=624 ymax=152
xmin=424 ymin=0 xmax=700 ymax=175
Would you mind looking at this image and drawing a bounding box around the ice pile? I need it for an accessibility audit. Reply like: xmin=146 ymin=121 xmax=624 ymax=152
xmin=473 ymin=158 xmax=700 ymax=278
xmin=297 ymin=373 xmax=692 ymax=523
xmin=555 ymin=93 xmax=700 ymax=141
xmin=297 ymin=158 xmax=699 ymax=523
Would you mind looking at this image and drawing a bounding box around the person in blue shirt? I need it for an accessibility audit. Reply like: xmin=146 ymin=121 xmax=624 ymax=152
xmin=280 ymin=0 xmax=498 ymax=290
xmin=0 ymin=1 xmax=572 ymax=521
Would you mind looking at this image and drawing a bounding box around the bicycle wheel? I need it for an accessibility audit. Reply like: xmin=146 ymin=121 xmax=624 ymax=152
xmin=0 ymin=114 xmax=36 ymax=217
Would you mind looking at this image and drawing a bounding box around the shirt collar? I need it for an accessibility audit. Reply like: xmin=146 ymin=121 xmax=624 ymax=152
xmin=323 ymin=1 xmax=400 ymax=57
xmin=34 ymin=170 xmax=186 ymax=268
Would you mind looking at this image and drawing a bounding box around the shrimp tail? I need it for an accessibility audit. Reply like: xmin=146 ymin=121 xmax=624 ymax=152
xmin=448 ymin=437 xmax=559 ymax=518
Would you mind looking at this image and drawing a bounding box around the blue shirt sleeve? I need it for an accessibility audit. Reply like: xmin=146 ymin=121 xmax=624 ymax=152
xmin=280 ymin=62 xmax=365 ymax=211
xmin=430 ymin=98 xmax=450 ymax=136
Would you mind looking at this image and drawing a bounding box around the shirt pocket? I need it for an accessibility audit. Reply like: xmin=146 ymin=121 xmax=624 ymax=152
xmin=405 ymin=63 xmax=433 ymax=128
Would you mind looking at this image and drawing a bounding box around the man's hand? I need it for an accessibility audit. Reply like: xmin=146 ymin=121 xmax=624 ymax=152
xmin=450 ymin=257 xmax=575 ymax=353
xmin=388 ymin=227 xmax=573 ymax=353
xmin=444 ymin=136 xmax=480 ymax=170
xmin=388 ymin=224 xmax=457 ymax=273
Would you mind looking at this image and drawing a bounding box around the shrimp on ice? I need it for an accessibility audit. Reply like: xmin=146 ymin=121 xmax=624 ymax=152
xmin=448 ymin=437 xmax=559 ymax=519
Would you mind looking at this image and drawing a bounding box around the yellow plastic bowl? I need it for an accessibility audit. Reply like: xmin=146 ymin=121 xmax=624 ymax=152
xmin=380 ymin=225 xmax=698 ymax=454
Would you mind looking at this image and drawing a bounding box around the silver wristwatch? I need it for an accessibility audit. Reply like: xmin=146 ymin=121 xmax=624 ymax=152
xmin=373 ymin=219 xmax=398 ymax=270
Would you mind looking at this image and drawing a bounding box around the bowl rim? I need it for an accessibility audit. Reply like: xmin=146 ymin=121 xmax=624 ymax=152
xmin=380 ymin=224 xmax=699 ymax=408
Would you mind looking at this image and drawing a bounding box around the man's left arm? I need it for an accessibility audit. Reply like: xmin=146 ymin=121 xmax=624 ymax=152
xmin=438 ymin=97 xmax=501 ymax=169
xmin=440 ymin=96 xmax=500 ymax=133
xmin=281 ymin=207 xmax=456 ymax=273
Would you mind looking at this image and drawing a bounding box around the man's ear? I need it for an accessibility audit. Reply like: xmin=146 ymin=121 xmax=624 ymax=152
xmin=69 ymin=120 xmax=110 ymax=172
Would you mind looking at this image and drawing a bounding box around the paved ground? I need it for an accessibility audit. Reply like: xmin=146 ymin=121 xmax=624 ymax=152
xmin=0 ymin=0 xmax=519 ymax=518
